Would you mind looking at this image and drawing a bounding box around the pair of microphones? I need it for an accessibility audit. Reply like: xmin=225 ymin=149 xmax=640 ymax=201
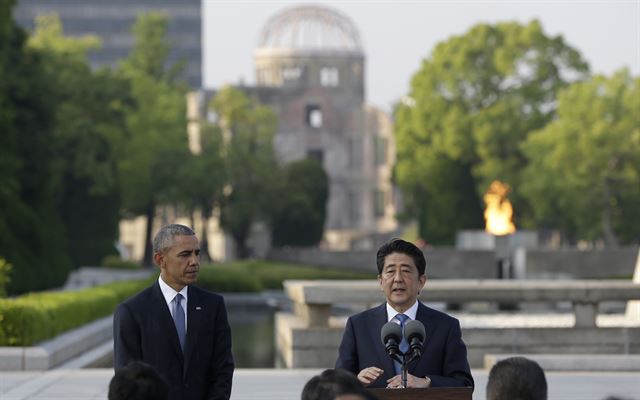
xmin=380 ymin=319 xmax=426 ymax=363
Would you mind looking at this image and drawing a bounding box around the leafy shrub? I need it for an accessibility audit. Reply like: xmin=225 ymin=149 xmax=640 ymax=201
xmin=196 ymin=264 xmax=262 ymax=293
xmin=0 ymin=259 xmax=371 ymax=346
xmin=0 ymin=278 xmax=151 ymax=346
xmin=0 ymin=301 xmax=49 ymax=346
xmin=246 ymin=261 xmax=372 ymax=289
xmin=0 ymin=258 xmax=11 ymax=298
xmin=199 ymin=261 xmax=372 ymax=291
xmin=101 ymin=255 xmax=141 ymax=270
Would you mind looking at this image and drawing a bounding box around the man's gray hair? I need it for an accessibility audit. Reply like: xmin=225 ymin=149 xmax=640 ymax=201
xmin=152 ymin=224 xmax=196 ymax=254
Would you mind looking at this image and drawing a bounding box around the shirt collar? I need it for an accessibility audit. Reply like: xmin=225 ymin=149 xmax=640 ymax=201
xmin=158 ymin=275 xmax=188 ymax=307
xmin=386 ymin=300 xmax=419 ymax=322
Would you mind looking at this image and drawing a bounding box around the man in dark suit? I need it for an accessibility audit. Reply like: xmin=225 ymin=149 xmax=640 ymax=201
xmin=335 ymin=238 xmax=473 ymax=389
xmin=114 ymin=224 xmax=234 ymax=400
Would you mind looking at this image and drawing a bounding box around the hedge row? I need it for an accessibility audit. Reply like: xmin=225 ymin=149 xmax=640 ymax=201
xmin=0 ymin=278 xmax=151 ymax=346
xmin=0 ymin=261 xmax=372 ymax=346
xmin=196 ymin=261 xmax=372 ymax=292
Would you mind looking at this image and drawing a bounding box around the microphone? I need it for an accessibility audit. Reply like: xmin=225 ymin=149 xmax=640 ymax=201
xmin=380 ymin=322 xmax=402 ymax=357
xmin=403 ymin=320 xmax=426 ymax=359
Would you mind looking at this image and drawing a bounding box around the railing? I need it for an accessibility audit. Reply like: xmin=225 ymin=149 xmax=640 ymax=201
xmin=284 ymin=279 xmax=640 ymax=328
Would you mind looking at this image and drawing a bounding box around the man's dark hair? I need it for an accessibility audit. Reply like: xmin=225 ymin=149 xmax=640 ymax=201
xmin=301 ymin=368 xmax=376 ymax=400
xmin=109 ymin=361 xmax=169 ymax=400
xmin=486 ymin=357 xmax=547 ymax=400
xmin=376 ymin=238 xmax=426 ymax=275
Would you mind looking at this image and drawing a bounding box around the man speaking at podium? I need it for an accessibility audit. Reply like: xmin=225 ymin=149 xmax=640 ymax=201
xmin=335 ymin=239 xmax=473 ymax=389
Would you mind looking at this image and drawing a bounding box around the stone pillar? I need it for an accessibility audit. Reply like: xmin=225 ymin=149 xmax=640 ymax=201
xmin=573 ymin=302 xmax=598 ymax=327
xmin=625 ymin=248 xmax=640 ymax=322
xmin=294 ymin=302 xmax=331 ymax=327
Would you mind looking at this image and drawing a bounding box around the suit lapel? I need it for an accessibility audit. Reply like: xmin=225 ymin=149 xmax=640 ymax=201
xmin=183 ymin=286 xmax=202 ymax=376
xmin=152 ymin=282 xmax=184 ymax=363
xmin=369 ymin=303 xmax=396 ymax=380
xmin=408 ymin=302 xmax=432 ymax=375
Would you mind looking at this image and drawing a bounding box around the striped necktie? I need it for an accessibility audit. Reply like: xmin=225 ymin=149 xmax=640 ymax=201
xmin=393 ymin=313 xmax=410 ymax=374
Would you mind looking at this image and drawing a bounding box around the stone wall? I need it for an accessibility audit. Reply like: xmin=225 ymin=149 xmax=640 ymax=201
xmin=526 ymin=248 xmax=639 ymax=279
xmin=268 ymin=247 xmax=640 ymax=279
xmin=268 ymin=247 xmax=497 ymax=278
xmin=276 ymin=312 xmax=640 ymax=369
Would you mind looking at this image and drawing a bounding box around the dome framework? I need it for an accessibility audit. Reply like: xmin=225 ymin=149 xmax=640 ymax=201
xmin=257 ymin=4 xmax=363 ymax=53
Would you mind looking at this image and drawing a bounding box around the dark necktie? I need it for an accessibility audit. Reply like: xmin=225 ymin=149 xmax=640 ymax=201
xmin=394 ymin=313 xmax=410 ymax=374
xmin=173 ymin=293 xmax=186 ymax=351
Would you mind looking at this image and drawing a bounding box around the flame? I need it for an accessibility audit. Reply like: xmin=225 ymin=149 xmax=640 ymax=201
xmin=484 ymin=180 xmax=516 ymax=236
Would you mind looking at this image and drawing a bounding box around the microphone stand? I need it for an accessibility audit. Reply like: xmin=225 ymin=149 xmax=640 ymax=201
xmin=400 ymin=350 xmax=421 ymax=388
xmin=401 ymin=359 xmax=408 ymax=388
xmin=386 ymin=352 xmax=407 ymax=387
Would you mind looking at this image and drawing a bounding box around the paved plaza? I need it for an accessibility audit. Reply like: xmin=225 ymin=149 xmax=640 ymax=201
xmin=1 ymin=368 xmax=639 ymax=400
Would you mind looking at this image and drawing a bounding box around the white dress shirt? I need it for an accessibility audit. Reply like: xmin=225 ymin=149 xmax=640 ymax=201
xmin=386 ymin=300 xmax=419 ymax=323
xmin=158 ymin=275 xmax=188 ymax=329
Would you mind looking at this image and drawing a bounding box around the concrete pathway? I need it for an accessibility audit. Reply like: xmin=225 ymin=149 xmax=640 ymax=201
xmin=1 ymin=369 xmax=639 ymax=400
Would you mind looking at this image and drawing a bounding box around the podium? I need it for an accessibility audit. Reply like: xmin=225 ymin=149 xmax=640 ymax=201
xmin=368 ymin=387 xmax=472 ymax=400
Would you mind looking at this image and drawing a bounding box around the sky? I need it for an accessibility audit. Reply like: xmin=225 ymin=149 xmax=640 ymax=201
xmin=204 ymin=0 xmax=640 ymax=111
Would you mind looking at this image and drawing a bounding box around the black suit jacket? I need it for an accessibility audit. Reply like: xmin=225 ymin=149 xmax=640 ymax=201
xmin=335 ymin=302 xmax=473 ymax=389
xmin=113 ymin=281 xmax=234 ymax=400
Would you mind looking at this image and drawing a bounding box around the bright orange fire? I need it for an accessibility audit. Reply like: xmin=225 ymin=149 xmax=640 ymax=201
xmin=484 ymin=180 xmax=516 ymax=236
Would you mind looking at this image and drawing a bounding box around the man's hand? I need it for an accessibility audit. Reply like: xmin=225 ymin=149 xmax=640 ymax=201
xmin=357 ymin=367 xmax=384 ymax=386
xmin=386 ymin=373 xmax=431 ymax=388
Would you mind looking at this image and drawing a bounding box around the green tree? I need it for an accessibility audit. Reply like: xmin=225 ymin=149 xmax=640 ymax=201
xmin=395 ymin=20 xmax=589 ymax=243
xmin=210 ymin=86 xmax=279 ymax=258
xmin=271 ymin=159 xmax=329 ymax=247
xmin=0 ymin=1 xmax=71 ymax=293
xmin=117 ymin=12 xmax=190 ymax=266
xmin=27 ymin=15 xmax=129 ymax=268
xmin=521 ymin=70 xmax=640 ymax=246
xmin=177 ymin=121 xmax=226 ymax=262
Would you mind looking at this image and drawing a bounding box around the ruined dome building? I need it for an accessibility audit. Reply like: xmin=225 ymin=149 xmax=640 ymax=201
xmin=248 ymin=5 xmax=398 ymax=249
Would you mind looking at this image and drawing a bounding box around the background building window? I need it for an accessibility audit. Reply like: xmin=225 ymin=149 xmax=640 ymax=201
xmin=320 ymin=67 xmax=339 ymax=87
xmin=283 ymin=66 xmax=301 ymax=80
xmin=307 ymin=149 xmax=324 ymax=164
xmin=349 ymin=192 xmax=360 ymax=225
xmin=374 ymin=137 xmax=388 ymax=166
xmin=305 ymin=104 xmax=323 ymax=128
xmin=349 ymin=137 xmax=362 ymax=168
xmin=373 ymin=190 xmax=385 ymax=218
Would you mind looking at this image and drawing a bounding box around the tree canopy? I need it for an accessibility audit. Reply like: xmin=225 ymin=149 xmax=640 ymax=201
xmin=117 ymin=12 xmax=190 ymax=265
xmin=271 ymin=159 xmax=329 ymax=247
xmin=0 ymin=2 xmax=70 ymax=293
xmin=209 ymin=86 xmax=279 ymax=258
xmin=521 ymin=69 xmax=640 ymax=245
xmin=395 ymin=20 xmax=589 ymax=244
xmin=28 ymin=15 xmax=129 ymax=268
xmin=177 ymin=116 xmax=226 ymax=261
